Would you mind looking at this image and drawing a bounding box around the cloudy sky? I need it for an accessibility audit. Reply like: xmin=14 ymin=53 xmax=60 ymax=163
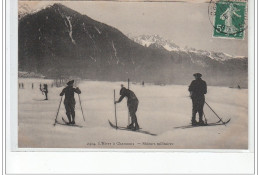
xmin=19 ymin=0 xmax=248 ymax=56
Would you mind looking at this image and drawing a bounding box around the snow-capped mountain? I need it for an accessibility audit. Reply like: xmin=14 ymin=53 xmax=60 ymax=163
xmin=18 ymin=4 xmax=32 ymax=19
xmin=18 ymin=3 xmax=248 ymax=87
xmin=18 ymin=3 xmax=55 ymax=19
xmin=129 ymin=34 xmax=247 ymax=62
xmin=128 ymin=34 xmax=180 ymax=51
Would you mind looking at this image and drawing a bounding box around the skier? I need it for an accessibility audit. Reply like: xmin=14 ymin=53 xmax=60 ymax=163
xmin=188 ymin=73 xmax=207 ymax=126
xmin=115 ymin=85 xmax=140 ymax=130
xmin=32 ymin=83 xmax=34 ymax=89
xmin=41 ymin=84 xmax=48 ymax=100
xmin=60 ymin=80 xmax=81 ymax=125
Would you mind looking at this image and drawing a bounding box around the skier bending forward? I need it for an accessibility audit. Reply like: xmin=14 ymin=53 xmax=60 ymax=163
xmin=60 ymin=80 xmax=81 ymax=125
xmin=115 ymin=85 xmax=140 ymax=131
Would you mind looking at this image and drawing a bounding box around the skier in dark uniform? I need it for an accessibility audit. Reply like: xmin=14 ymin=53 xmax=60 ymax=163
xmin=115 ymin=85 xmax=140 ymax=131
xmin=41 ymin=84 xmax=48 ymax=100
xmin=188 ymin=73 xmax=207 ymax=126
xmin=60 ymin=80 xmax=81 ymax=125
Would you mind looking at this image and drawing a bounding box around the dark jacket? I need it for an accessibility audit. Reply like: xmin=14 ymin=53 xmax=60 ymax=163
xmin=118 ymin=88 xmax=138 ymax=104
xmin=188 ymin=78 xmax=207 ymax=98
xmin=42 ymin=85 xmax=48 ymax=93
xmin=60 ymin=86 xmax=81 ymax=103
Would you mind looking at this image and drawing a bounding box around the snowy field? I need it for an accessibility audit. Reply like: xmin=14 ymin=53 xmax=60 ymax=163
xmin=18 ymin=78 xmax=248 ymax=149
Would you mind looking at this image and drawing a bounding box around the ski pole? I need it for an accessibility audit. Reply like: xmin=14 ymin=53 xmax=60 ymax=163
xmin=205 ymin=101 xmax=226 ymax=126
xmin=127 ymin=78 xmax=130 ymax=125
xmin=78 ymin=94 xmax=86 ymax=121
xmin=53 ymin=96 xmax=63 ymax=126
xmin=114 ymin=89 xmax=118 ymax=129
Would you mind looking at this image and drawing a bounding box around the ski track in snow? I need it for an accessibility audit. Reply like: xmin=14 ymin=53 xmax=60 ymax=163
xmin=18 ymin=78 xmax=248 ymax=149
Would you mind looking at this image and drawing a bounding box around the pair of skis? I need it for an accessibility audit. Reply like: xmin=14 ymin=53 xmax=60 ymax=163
xmin=108 ymin=120 xmax=157 ymax=136
xmin=174 ymin=118 xmax=231 ymax=129
xmin=174 ymin=101 xmax=231 ymax=129
xmin=53 ymin=94 xmax=85 ymax=128
xmin=54 ymin=117 xmax=83 ymax=128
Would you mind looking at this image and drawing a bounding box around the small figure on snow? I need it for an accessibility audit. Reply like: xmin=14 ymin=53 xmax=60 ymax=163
xmin=32 ymin=83 xmax=34 ymax=89
xmin=41 ymin=84 xmax=48 ymax=100
xmin=60 ymin=80 xmax=81 ymax=125
xmin=40 ymin=84 xmax=43 ymax=94
xmin=188 ymin=73 xmax=207 ymax=126
xmin=115 ymin=85 xmax=140 ymax=131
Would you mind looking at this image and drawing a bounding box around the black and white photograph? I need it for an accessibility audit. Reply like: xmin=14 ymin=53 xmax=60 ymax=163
xmin=18 ymin=0 xmax=248 ymax=149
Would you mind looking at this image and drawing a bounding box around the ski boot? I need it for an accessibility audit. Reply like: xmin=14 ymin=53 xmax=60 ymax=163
xmin=191 ymin=120 xmax=198 ymax=126
xmin=198 ymin=120 xmax=205 ymax=126
xmin=127 ymin=123 xmax=134 ymax=129
xmin=71 ymin=121 xmax=75 ymax=125
xmin=132 ymin=124 xmax=140 ymax=131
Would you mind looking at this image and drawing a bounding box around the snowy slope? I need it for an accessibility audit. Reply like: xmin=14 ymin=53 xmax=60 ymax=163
xmin=129 ymin=34 xmax=180 ymax=51
xmin=129 ymin=34 xmax=247 ymax=61
xmin=18 ymin=78 xmax=248 ymax=149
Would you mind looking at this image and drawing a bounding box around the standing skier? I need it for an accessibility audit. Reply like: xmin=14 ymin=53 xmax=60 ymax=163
xmin=41 ymin=84 xmax=48 ymax=100
xmin=115 ymin=85 xmax=140 ymax=130
xmin=188 ymin=73 xmax=207 ymax=126
xmin=60 ymin=80 xmax=81 ymax=125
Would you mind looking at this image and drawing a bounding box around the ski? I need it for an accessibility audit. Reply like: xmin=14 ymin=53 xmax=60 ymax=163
xmin=108 ymin=120 xmax=157 ymax=136
xmin=54 ymin=117 xmax=84 ymax=128
xmin=54 ymin=121 xmax=83 ymax=128
xmin=174 ymin=118 xmax=231 ymax=129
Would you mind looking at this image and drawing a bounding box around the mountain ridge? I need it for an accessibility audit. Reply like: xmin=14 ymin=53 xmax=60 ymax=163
xmin=18 ymin=3 xmax=248 ymax=87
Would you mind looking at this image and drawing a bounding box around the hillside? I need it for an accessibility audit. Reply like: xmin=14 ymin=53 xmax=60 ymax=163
xmin=19 ymin=3 xmax=248 ymax=87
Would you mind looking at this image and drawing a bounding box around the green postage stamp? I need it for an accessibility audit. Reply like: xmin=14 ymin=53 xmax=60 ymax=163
xmin=212 ymin=0 xmax=247 ymax=39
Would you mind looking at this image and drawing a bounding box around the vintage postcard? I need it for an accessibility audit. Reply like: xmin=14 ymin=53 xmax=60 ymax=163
xmin=18 ymin=0 xmax=248 ymax=149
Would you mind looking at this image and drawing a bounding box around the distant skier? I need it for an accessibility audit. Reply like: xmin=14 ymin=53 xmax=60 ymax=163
xmin=39 ymin=84 xmax=43 ymax=95
xmin=41 ymin=84 xmax=48 ymax=100
xmin=21 ymin=83 xmax=24 ymax=89
xmin=60 ymin=80 xmax=81 ymax=125
xmin=32 ymin=83 xmax=34 ymax=89
xmin=142 ymin=81 xmax=145 ymax=87
xmin=188 ymin=73 xmax=207 ymax=126
xmin=115 ymin=85 xmax=140 ymax=130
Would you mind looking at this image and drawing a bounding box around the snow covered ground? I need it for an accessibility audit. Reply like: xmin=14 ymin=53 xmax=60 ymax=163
xmin=18 ymin=78 xmax=248 ymax=149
